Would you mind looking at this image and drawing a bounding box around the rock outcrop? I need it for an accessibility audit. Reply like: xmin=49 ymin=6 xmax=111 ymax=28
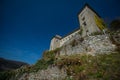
xmin=1 ymin=33 xmax=119 ymax=80
xmin=19 ymin=66 xmax=67 ymax=80
xmin=59 ymin=34 xmax=116 ymax=56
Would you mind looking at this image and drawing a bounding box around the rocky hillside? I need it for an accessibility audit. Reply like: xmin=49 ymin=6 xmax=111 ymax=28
xmin=1 ymin=50 xmax=120 ymax=80
xmin=0 ymin=32 xmax=120 ymax=80
xmin=0 ymin=58 xmax=28 ymax=72
xmin=59 ymin=34 xmax=116 ymax=56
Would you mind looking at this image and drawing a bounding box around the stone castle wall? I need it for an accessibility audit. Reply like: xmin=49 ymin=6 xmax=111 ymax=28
xmin=18 ymin=66 xmax=67 ymax=80
xmin=78 ymin=6 xmax=101 ymax=37
xmin=50 ymin=37 xmax=61 ymax=50
xmin=60 ymin=29 xmax=80 ymax=47
xmin=50 ymin=5 xmax=106 ymax=51
xmin=57 ymin=34 xmax=116 ymax=57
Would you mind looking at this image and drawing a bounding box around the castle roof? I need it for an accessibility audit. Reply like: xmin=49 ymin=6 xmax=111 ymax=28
xmin=52 ymin=4 xmax=100 ymax=40
xmin=61 ymin=27 xmax=80 ymax=39
xmin=52 ymin=35 xmax=62 ymax=40
xmin=77 ymin=3 xmax=101 ymax=18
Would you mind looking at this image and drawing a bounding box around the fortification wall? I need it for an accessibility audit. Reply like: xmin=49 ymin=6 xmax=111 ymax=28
xmin=50 ymin=4 xmax=107 ymax=51
xmin=50 ymin=36 xmax=61 ymax=50
xmin=58 ymin=34 xmax=116 ymax=56
xmin=78 ymin=6 xmax=101 ymax=37
xmin=60 ymin=29 xmax=80 ymax=47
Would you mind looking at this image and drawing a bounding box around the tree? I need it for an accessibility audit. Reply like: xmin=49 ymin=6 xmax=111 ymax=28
xmin=110 ymin=19 xmax=120 ymax=31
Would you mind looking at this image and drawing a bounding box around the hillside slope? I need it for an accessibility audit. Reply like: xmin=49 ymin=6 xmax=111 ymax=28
xmin=0 ymin=57 xmax=28 ymax=72
xmin=0 ymin=32 xmax=120 ymax=80
xmin=0 ymin=51 xmax=120 ymax=80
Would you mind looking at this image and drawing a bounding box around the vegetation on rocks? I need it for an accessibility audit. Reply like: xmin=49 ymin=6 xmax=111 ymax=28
xmin=0 ymin=65 xmax=31 ymax=80
xmin=0 ymin=48 xmax=120 ymax=80
xmin=55 ymin=52 xmax=120 ymax=80
xmin=29 ymin=49 xmax=59 ymax=72
xmin=27 ymin=48 xmax=61 ymax=73
xmin=0 ymin=30 xmax=120 ymax=80
xmin=109 ymin=19 xmax=120 ymax=31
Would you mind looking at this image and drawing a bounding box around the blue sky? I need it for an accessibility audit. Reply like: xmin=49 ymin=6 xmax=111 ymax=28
xmin=0 ymin=0 xmax=120 ymax=64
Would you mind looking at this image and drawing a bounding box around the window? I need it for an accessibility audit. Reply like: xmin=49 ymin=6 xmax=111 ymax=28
xmin=83 ymin=21 xmax=87 ymax=26
xmin=82 ymin=17 xmax=85 ymax=21
xmin=86 ymin=30 xmax=88 ymax=32
xmin=56 ymin=40 xmax=58 ymax=42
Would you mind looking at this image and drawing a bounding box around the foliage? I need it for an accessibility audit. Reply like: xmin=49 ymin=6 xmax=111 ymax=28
xmin=43 ymin=50 xmax=55 ymax=61
xmin=1 ymin=48 xmax=120 ymax=80
xmin=79 ymin=37 xmax=84 ymax=42
xmin=0 ymin=49 xmax=60 ymax=79
xmin=90 ymin=31 xmax=103 ymax=36
xmin=110 ymin=19 xmax=120 ymax=31
xmin=0 ymin=65 xmax=32 ymax=80
xmin=56 ymin=52 xmax=120 ymax=80
xmin=94 ymin=15 xmax=106 ymax=30
xmin=78 ymin=28 xmax=83 ymax=35
xmin=0 ymin=70 xmax=16 ymax=80
xmin=30 ymin=59 xmax=48 ymax=72
xmin=43 ymin=48 xmax=60 ymax=60
xmin=30 ymin=48 xmax=61 ymax=72
xmin=70 ymin=40 xmax=78 ymax=47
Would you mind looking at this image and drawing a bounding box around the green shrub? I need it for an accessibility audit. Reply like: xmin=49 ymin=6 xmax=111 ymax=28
xmin=70 ymin=40 xmax=78 ymax=47
xmin=78 ymin=28 xmax=83 ymax=35
xmin=90 ymin=32 xmax=103 ymax=36
xmin=0 ymin=71 xmax=16 ymax=80
xmin=57 ymin=52 xmax=120 ymax=80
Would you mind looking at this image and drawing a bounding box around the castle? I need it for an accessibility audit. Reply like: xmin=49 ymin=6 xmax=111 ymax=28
xmin=50 ymin=4 xmax=106 ymax=50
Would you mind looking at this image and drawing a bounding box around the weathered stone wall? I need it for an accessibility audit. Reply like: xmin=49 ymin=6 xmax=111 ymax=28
xmin=18 ymin=66 xmax=67 ymax=80
xmin=60 ymin=29 xmax=80 ymax=47
xmin=50 ymin=35 xmax=61 ymax=50
xmin=59 ymin=34 xmax=116 ymax=56
xmin=50 ymin=5 xmax=105 ymax=50
xmin=78 ymin=6 xmax=101 ymax=37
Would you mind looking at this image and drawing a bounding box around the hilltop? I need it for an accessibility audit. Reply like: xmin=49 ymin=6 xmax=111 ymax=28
xmin=0 ymin=3 xmax=120 ymax=80
xmin=0 ymin=30 xmax=120 ymax=80
xmin=0 ymin=49 xmax=120 ymax=80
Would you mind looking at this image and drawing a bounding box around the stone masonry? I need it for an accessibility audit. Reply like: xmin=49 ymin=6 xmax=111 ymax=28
xmin=50 ymin=4 xmax=107 ymax=51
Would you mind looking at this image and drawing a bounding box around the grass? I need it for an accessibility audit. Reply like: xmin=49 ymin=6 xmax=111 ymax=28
xmin=0 ymin=51 xmax=120 ymax=80
xmin=55 ymin=52 xmax=120 ymax=80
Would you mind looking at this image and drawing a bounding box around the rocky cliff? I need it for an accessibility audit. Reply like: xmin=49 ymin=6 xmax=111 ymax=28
xmin=19 ymin=66 xmax=67 ymax=80
xmin=0 ymin=33 xmax=120 ymax=80
xmin=58 ymin=34 xmax=116 ymax=57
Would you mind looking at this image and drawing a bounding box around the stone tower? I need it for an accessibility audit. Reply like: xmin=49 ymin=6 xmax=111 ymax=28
xmin=78 ymin=4 xmax=105 ymax=37
xmin=50 ymin=35 xmax=61 ymax=50
xmin=49 ymin=4 xmax=107 ymax=50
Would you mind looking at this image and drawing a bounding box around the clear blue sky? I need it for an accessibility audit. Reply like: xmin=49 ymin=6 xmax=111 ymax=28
xmin=0 ymin=0 xmax=120 ymax=64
